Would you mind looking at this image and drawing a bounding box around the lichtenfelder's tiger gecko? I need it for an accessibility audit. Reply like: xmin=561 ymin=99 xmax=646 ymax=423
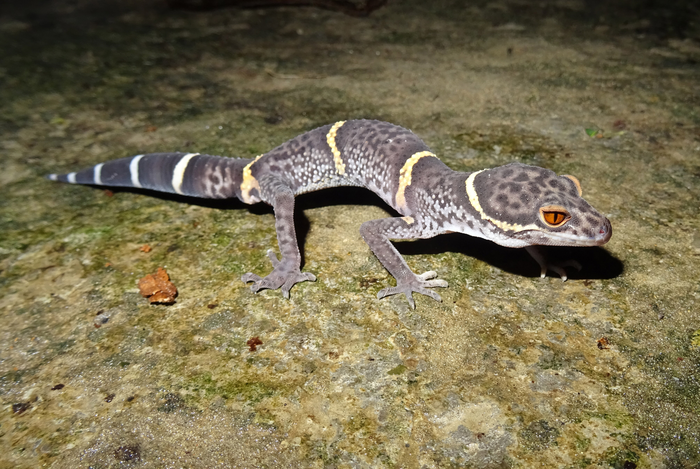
xmin=49 ymin=119 xmax=612 ymax=308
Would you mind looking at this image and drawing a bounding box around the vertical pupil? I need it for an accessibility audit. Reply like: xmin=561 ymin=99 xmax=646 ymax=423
xmin=545 ymin=211 xmax=566 ymax=225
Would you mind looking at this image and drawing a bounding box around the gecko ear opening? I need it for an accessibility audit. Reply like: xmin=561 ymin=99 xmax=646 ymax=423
xmin=540 ymin=205 xmax=571 ymax=227
xmin=562 ymin=175 xmax=582 ymax=196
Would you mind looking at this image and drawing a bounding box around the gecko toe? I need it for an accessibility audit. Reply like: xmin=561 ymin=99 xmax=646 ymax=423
xmin=417 ymin=271 xmax=448 ymax=288
xmin=377 ymin=287 xmax=416 ymax=309
xmin=425 ymin=279 xmax=449 ymax=288
xmin=266 ymin=249 xmax=281 ymax=267
xmin=406 ymin=293 xmax=416 ymax=310
xmin=244 ymin=264 xmax=316 ymax=298
xmin=304 ymin=272 xmax=317 ymax=282
xmin=548 ymin=259 xmax=583 ymax=281
xmin=420 ymin=288 xmax=442 ymax=302
xmin=377 ymin=286 xmax=398 ymax=300
xmin=526 ymin=246 xmax=584 ymax=282
xmin=417 ymin=271 xmax=438 ymax=280
xmin=376 ymin=272 xmax=445 ymax=307
xmin=241 ymin=272 xmax=262 ymax=283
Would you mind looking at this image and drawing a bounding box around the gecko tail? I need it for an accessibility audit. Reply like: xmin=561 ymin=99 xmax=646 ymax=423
xmin=47 ymin=153 xmax=250 ymax=199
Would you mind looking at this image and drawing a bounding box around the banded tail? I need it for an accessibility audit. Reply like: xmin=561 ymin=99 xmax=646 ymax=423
xmin=47 ymin=152 xmax=251 ymax=200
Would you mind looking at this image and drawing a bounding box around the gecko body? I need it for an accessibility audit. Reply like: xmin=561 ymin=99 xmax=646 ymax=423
xmin=49 ymin=120 xmax=612 ymax=308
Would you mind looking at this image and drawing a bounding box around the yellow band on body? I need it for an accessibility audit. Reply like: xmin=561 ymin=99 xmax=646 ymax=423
xmin=395 ymin=151 xmax=436 ymax=210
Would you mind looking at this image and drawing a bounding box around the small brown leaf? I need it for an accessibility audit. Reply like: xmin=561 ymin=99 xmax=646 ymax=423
xmin=138 ymin=267 xmax=178 ymax=304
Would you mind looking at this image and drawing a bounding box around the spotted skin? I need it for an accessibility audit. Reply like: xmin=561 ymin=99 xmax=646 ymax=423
xmin=48 ymin=119 xmax=612 ymax=308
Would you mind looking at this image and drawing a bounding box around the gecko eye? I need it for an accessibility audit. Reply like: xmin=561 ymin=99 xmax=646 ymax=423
xmin=540 ymin=206 xmax=571 ymax=227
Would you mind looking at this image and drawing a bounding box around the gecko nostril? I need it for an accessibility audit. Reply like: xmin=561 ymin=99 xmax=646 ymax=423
xmin=597 ymin=220 xmax=613 ymax=243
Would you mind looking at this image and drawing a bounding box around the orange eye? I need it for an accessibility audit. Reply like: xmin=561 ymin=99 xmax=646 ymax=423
xmin=543 ymin=211 xmax=567 ymax=225
xmin=540 ymin=206 xmax=570 ymax=227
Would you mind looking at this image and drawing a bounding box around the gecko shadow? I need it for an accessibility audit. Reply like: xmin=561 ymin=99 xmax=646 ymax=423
xmin=395 ymin=235 xmax=623 ymax=280
xmin=294 ymin=187 xmax=623 ymax=281
xmin=102 ymin=185 xmax=622 ymax=281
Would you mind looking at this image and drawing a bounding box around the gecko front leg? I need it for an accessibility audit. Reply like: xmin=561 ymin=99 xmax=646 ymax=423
xmin=241 ymin=175 xmax=316 ymax=298
xmin=360 ymin=216 xmax=448 ymax=309
xmin=524 ymin=246 xmax=582 ymax=281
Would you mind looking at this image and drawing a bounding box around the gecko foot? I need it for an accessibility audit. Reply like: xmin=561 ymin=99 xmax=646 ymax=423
xmin=525 ymin=246 xmax=582 ymax=281
xmin=241 ymin=250 xmax=316 ymax=299
xmin=377 ymin=271 xmax=448 ymax=309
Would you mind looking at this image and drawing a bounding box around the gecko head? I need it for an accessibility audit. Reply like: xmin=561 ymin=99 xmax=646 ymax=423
xmin=466 ymin=163 xmax=612 ymax=247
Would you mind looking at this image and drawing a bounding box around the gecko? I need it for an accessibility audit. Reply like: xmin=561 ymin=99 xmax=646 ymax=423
xmin=48 ymin=119 xmax=612 ymax=308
